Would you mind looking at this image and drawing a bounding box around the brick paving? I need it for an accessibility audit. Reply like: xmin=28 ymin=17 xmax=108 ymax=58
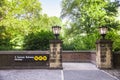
xmin=0 ymin=63 xmax=119 ymax=80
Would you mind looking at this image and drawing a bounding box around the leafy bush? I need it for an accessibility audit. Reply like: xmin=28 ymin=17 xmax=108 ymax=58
xmin=73 ymin=34 xmax=98 ymax=50
xmin=62 ymin=33 xmax=99 ymax=50
xmin=62 ymin=42 xmax=75 ymax=50
xmin=106 ymin=29 xmax=120 ymax=51
xmin=23 ymin=30 xmax=54 ymax=50
xmin=0 ymin=26 xmax=12 ymax=50
xmin=0 ymin=38 xmax=12 ymax=50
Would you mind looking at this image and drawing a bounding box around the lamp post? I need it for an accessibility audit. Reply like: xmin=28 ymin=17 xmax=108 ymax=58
xmin=49 ymin=26 xmax=62 ymax=69
xmin=99 ymin=26 xmax=108 ymax=39
xmin=52 ymin=26 xmax=61 ymax=39
xmin=96 ymin=26 xmax=113 ymax=69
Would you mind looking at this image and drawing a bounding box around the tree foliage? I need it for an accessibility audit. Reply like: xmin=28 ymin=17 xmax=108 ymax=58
xmin=0 ymin=0 xmax=62 ymax=50
xmin=61 ymin=0 xmax=120 ymax=51
xmin=0 ymin=26 xmax=12 ymax=50
xmin=23 ymin=30 xmax=54 ymax=50
xmin=61 ymin=0 xmax=119 ymax=34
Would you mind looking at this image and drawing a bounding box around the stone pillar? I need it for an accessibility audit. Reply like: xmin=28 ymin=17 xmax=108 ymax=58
xmin=96 ymin=39 xmax=113 ymax=69
xmin=49 ymin=40 xmax=62 ymax=69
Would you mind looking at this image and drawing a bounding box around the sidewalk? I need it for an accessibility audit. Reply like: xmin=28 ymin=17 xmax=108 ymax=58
xmin=0 ymin=63 xmax=119 ymax=80
xmin=63 ymin=63 xmax=119 ymax=80
xmin=104 ymin=69 xmax=120 ymax=80
xmin=63 ymin=63 xmax=98 ymax=70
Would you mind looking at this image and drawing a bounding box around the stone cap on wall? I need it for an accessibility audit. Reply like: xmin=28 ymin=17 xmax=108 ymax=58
xmin=96 ymin=39 xmax=113 ymax=44
xmin=62 ymin=50 xmax=96 ymax=53
xmin=114 ymin=51 xmax=120 ymax=54
xmin=49 ymin=39 xmax=63 ymax=43
xmin=0 ymin=51 xmax=49 ymax=54
xmin=0 ymin=50 xmax=96 ymax=54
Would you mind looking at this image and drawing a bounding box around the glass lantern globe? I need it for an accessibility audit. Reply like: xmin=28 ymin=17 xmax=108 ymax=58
xmin=99 ymin=26 xmax=108 ymax=39
xmin=52 ymin=26 xmax=61 ymax=39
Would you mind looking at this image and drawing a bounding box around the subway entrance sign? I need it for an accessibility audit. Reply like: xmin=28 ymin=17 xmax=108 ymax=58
xmin=0 ymin=51 xmax=49 ymax=69
xmin=14 ymin=55 xmax=48 ymax=62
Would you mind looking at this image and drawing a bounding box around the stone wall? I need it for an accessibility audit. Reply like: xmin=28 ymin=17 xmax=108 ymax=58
xmin=91 ymin=53 xmax=96 ymax=64
xmin=0 ymin=51 xmax=49 ymax=69
xmin=62 ymin=51 xmax=96 ymax=64
xmin=62 ymin=51 xmax=120 ymax=68
xmin=113 ymin=52 xmax=120 ymax=68
xmin=0 ymin=50 xmax=96 ymax=69
xmin=0 ymin=51 xmax=120 ymax=69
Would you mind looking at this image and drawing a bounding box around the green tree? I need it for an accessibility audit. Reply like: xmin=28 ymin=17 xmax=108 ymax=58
xmin=61 ymin=0 xmax=120 ymax=50
xmin=0 ymin=0 xmax=62 ymax=50
xmin=61 ymin=0 xmax=119 ymax=34
xmin=0 ymin=0 xmax=42 ymax=50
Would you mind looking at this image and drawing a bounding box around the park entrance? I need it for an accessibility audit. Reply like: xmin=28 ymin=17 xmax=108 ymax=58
xmin=0 ymin=26 xmax=120 ymax=69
